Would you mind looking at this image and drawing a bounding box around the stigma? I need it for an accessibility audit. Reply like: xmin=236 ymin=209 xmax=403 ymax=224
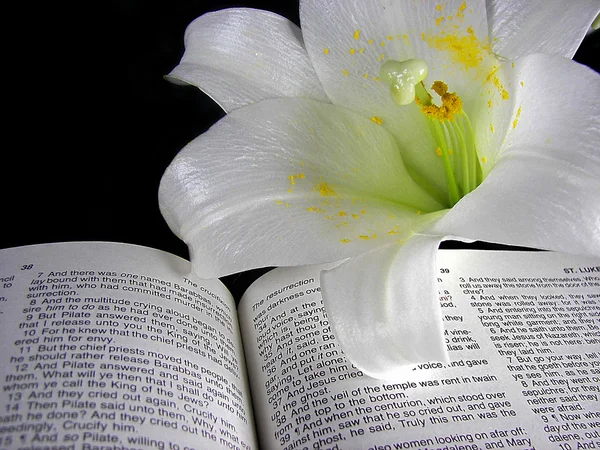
xmin=380 ymin=59 xmax=428 ymax=106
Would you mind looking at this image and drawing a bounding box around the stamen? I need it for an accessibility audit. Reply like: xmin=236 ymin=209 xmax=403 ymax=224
xmin=380 ymin=62 xmax=482 ymax=207
xmin=380 ymin=59 xmax=428 ymax=106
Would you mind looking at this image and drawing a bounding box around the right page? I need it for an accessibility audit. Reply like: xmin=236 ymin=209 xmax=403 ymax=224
xmin=238 ymin=250 xmax=600 ymax=450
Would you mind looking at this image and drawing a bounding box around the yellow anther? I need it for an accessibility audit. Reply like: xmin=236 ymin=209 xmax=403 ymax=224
xmin=420 ymin=81 xmax=462 ymax=121
xmin=371 ymin=116 xmax=383 ymax=125
xmin=431 ymin=81 xmax=448 ymax=96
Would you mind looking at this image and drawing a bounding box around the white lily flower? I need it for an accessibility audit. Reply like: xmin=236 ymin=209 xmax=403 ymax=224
xmin=160 ymin=0 xmax=600 ymax=379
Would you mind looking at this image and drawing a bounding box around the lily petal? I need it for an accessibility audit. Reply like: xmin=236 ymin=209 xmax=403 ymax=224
xmin=159 ymin=98 xmax=444 ymax=278
xmin=501 ymin=54 xmax=600 ymax=179
xmin=435 ymin=56 xmax=600 ymax=256
xmin=300 ymin=0 xmax=493 ymax=202
xmin=431 ymin=154 xmax=600 ymax=257
xmin=320 ymin=235 xmax=449 ymax=380
xmin=486 ymin=0 xmax=600 ymax=60
xmin=166 ymin=8 xmax=328 ymax=112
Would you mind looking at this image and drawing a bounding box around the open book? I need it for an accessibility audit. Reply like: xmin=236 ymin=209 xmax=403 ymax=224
xmin=1 ymin=242 xmax=599 ymax=450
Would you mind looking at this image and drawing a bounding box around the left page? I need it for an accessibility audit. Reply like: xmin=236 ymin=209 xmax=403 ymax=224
xmin=0 ymin=242 xmax=257 ymax=450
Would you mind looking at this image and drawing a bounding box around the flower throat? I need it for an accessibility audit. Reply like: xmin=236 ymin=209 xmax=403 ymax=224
xmin=381 ymin=59 xmax=482 ymax=207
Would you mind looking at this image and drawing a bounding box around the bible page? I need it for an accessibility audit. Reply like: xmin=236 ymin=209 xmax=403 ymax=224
xmin=0 ymin=242 xmax=257 ymax=450
xmin=238 ymin=250 xmax=599 ymax=450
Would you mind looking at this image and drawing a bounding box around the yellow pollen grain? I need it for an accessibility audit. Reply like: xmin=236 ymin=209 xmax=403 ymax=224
xmin=380 ymin=41 xmax=386 ymax=47
xmin=361 ymin=209 xmax=366 ymax=215
xmin=350 ymin=48 xmax=356 ymax=55
xmin=511 ymin=62 xmax=515 ymax=69
xmin=352 ymin=213 xmax=359 ymax=219
xmin=354 ymin=29 xmax=361 ymax=40
xmin=288 ymin=175 xmax=295 ymax=185
xmin=436 ymin=147 xmax=443 ymax=157
xmin=276 ymin=200 xmax=283 ymax=205
xmin=342 ymin=69 xmax=349 ymax=76
xmin=373 ymin=77 xmax=380 ymax=82
xmin=488 ymin=99 xmax=493 ymax=108
xmin=359 ymin=235 xmax=370 ymax=240
xmin=338 ymin=211 xmax=347 ymax=217
xmin=402 ymin=34 xmax=410 ymax=45
xmin=371 ymin=116 xmax=383 ymax=125
xmin=387 ymin=35 xmax=393 ymax=41
xmin=363 ymin=73 xmax=369 ymax=79
xmin=448 ymin=149 xmax=454 ymax=156
xmin=359 ymin=48 xmax=365 ymax=53
xmin=417 ymin=210 xmax=422 ymax=215
xmin=368 ymin=39 xmax=374 ymax=45
xmin=490 ymin=123 xmax=494 ymax=133
xmin=481 ymin=156 xmax=487 ymax=163
xmin=520 ymin=81 xmax=524 ymax=87
xmin=378 ymin=53 xmax=385 ymax=62
xmin=340 ymin=239 xmax=351 ymax=244
xmin=324 ymin=47 xmax=329 ymax=55
xmin=486 ymin=65 xmax=499 ymax=82
xmin=512 ymin=106 xmax=522 ymax=129
xmin=423 ymin=25 xmax=490 ymax=72
xmin=314 ymin=182 xmax=336 ymax=197
xmin=436 ymin=17 xmax=445 ymax=26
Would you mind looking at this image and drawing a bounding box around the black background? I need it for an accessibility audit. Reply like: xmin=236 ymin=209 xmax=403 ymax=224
xmin=2 ymin=2 xmax=598 ymax=301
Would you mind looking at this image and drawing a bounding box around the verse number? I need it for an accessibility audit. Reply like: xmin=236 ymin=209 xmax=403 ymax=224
xmin=21 ymin=264 xmax=34 ymax=270
xmin=439 ymin=268 xmax=450 ymax=274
